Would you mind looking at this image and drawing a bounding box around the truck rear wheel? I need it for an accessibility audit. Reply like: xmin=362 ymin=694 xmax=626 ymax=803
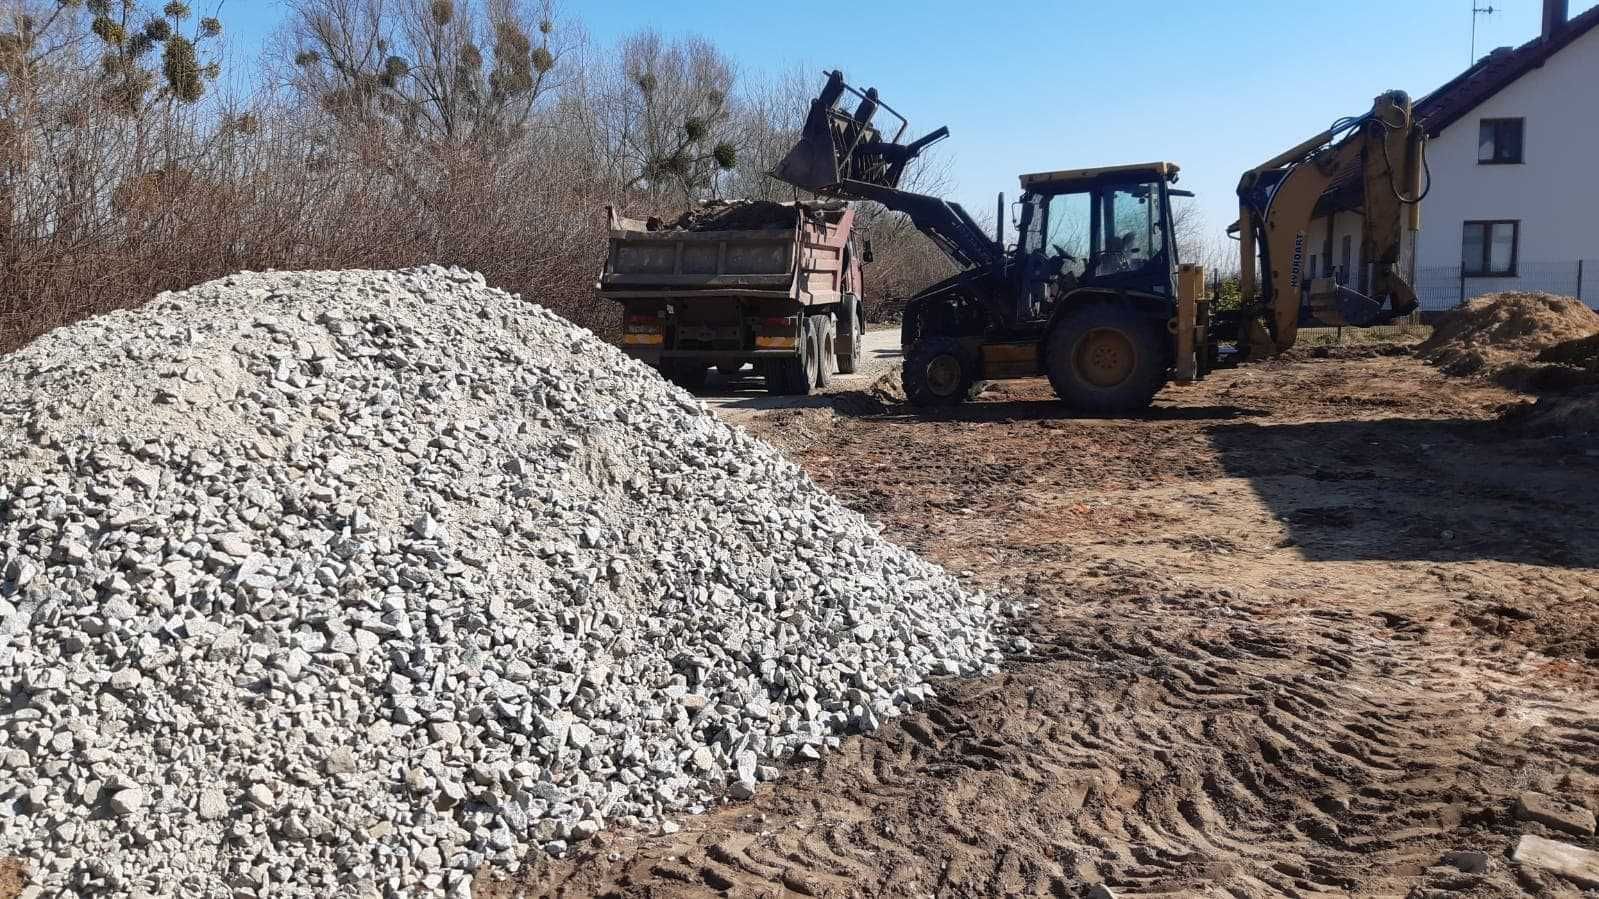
xmin=765 ymin=323 xmax=813 ymax=396
xmin=1045 ymin=301 xmax=1167 ymax=413
xmin=815 ymin=315 xmax=835 ymax=388
xmin=903 ymin=336 xmax=973 ymax=407
xmin=836 ymin=295 xmax=863 ymax=374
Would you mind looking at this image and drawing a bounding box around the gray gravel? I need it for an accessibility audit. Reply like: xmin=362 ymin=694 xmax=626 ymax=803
xmin=0 ymin=268 xmax=1009 ymax=897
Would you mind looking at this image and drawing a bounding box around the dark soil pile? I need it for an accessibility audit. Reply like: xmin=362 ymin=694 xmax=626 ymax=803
xmin=659 ymin=200 xmax=799 ymax=232
xmin=1502 ymin=387 xmax=1599 ymax=434
xmin=1535 ymin=332 xmax=1599 ymax=371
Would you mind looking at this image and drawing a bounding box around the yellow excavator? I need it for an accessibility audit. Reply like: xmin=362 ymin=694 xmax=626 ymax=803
xmin=772 ymin=72 xmax=1427 ymax=410
xmin=1230 ymin=89 xmax=1427 ymax=363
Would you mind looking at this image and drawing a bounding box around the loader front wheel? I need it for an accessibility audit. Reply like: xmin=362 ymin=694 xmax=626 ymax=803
xmin=1045 ymin=301 xmax=1166 ymax=414
xmin=903 ymin=336 xmax=973 ymax=407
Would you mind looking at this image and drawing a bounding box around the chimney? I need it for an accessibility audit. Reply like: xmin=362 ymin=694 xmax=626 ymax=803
xmin=1543 ymin=0 xmax=1569 ymax=41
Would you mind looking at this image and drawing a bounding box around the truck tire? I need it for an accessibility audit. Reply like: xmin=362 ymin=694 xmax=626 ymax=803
xmin=1045 ymin=300 xmax=1167 ymax=413
xmin=766 ymin=326 xmax=813 ymax=396
xmin=836 ymin=295 xmax=863 ymax=374
xmin=903 ymin=336 xmax=973 ymax=407
xmin=665 ymin=361 xmax=709 ymax=392
xmin=815 ymin=315 xmax=835 ymax=388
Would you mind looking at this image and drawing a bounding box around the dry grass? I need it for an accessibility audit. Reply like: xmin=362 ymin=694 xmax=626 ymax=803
xmin=1298 ymin=322 xmax=1432 ymax=347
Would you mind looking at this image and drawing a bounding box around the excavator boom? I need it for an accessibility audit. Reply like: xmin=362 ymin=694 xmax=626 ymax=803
xmin=1235 ymin=90 xmax=1426 ymax=358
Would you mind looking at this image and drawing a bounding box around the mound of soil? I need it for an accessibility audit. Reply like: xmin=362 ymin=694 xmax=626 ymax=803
xmin=1418 ymin=292 xmax=1599 ymax=381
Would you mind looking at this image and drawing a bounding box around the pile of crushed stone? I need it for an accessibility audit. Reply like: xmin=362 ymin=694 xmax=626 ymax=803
xmin=1418 ymin=292 xmax=1599 ymax=383
xmin=0 ymin=268 xmax=1009 ymax=897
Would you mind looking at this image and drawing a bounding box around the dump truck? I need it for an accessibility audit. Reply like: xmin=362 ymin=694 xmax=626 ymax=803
xmin=597 ymin=199 xmax=868 ymax=395
xmin=771 ymin=70 xmax=1425 ymax=411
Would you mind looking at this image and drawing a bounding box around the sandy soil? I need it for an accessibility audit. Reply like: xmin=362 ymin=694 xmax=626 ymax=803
xmin=490 ymin=350 xmax=1599 ymax=898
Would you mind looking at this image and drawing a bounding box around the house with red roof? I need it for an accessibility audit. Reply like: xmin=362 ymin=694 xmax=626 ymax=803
xmin=1305 ymin=0 xmax=1599 ymax=310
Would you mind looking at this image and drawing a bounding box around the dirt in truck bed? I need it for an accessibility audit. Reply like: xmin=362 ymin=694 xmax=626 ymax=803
xmin=491 ymin=350 xmax=1599 ymax=899
xmin=654 ymin=200 xmax=803 ymax=232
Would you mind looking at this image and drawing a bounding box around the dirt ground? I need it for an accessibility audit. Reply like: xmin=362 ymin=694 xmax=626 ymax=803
xmin=491 ymin=349 xmax=1599 ymax=898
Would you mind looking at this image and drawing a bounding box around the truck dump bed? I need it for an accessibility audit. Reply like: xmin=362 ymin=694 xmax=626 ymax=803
xmin=598 ymin=199 xmax=855 ymax=305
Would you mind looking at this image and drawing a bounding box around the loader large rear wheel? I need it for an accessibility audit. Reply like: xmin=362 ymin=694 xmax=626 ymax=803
xmin=903 ymin=336 xmax=973 ymax=407
xmin=1045 ymin=302 xmax=1166 ymax=414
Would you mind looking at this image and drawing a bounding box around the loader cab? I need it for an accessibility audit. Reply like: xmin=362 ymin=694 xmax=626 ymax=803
xmin=1014 ymin=162 xmax=1181 ymax=321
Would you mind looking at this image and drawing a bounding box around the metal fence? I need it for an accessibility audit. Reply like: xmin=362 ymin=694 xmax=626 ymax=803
xmin=1414 ymin=260 xmax=1599 ymax=311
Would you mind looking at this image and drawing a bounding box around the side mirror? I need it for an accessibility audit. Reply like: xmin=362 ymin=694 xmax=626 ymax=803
xmin=861 ymin=240 xmax=874 ymax=264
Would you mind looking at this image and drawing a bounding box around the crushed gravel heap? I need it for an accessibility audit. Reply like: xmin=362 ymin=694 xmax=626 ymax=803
xmin=1418 ymin=292 xmax=1599 ymax=379
xmin=0 ymin=268 xmax=1008 ymax=898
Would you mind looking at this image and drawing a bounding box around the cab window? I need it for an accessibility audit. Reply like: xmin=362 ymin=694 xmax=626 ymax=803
xmin=1101 ymin=184 xmax=1164 ymax=274
xmin=1045 ymin=192 xmax=1091 ymax=278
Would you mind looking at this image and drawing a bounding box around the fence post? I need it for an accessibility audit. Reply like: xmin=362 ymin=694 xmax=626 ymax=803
xmin=1579 ymin=259 xmax=1585 ymax=302
xmin=1459 ymin=268 xmax=1465 ymax=305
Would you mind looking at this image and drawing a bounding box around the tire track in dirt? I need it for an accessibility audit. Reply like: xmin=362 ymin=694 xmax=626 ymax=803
xmin=495 ymin=565 xmax=1596 ymax=898
xmin=487 ymin=356 xmax=1599 ymax=898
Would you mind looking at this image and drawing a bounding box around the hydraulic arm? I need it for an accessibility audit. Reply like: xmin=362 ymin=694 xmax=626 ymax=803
xmin=1235 ymin=90 xmax=1426 ymax=358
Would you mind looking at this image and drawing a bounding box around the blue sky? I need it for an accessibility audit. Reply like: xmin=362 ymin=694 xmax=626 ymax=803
xmin=215 ymin=0 xmax=1590 ymax=249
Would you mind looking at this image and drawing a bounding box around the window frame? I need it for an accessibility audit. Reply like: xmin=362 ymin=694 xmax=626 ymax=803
xmin=1461 ymin=219 xmax=1520 ymax=278
xmin=1478 ymin=117 xmax=1525 ymax=165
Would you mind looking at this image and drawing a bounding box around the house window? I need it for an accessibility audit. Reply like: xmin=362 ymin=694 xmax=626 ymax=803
xmin=1461 ymin=220 xmax=1519 ymax=276
xmin=1478 ymin=118 xmax=1524 ymax=164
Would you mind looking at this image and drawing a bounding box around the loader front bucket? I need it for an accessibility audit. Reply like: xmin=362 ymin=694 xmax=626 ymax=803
xmin=771 ymin=70 xmax=948 ymax=194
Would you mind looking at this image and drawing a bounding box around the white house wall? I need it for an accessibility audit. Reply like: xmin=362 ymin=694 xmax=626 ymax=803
xmin=1299 ymin=26 xmax=1599 ymax=310
xmin=1416 ymin=23 xmax=1599 ymax=307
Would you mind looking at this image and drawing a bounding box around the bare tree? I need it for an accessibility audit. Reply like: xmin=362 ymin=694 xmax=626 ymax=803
xmin=598 ymin=31 xmax=736 ymax=208
xmin=0 ymin=4 xmax=988 ymax=352
xmin=284 ymin=0 xmax=561 ymax=148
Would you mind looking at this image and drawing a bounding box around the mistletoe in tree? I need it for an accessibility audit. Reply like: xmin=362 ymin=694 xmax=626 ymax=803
xmin=80 ymin=0 xmax=223 ymax=114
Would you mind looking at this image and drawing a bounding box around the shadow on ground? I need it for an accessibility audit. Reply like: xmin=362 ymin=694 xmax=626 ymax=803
xmin=1208 ymin=416 xmax=1599 ymax=566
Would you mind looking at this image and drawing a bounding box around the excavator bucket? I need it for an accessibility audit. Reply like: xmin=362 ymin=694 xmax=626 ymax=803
xmin=771 ymin=70 xmax=949 ymax=194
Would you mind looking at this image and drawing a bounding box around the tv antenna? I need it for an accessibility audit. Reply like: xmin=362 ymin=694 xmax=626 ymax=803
xmin=1472 ymin=3 xmax=1497 ymax=64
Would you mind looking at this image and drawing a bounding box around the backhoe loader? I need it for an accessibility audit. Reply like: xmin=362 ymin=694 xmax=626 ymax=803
xmin=771 ymin=70 xmax=1426 ymax=411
